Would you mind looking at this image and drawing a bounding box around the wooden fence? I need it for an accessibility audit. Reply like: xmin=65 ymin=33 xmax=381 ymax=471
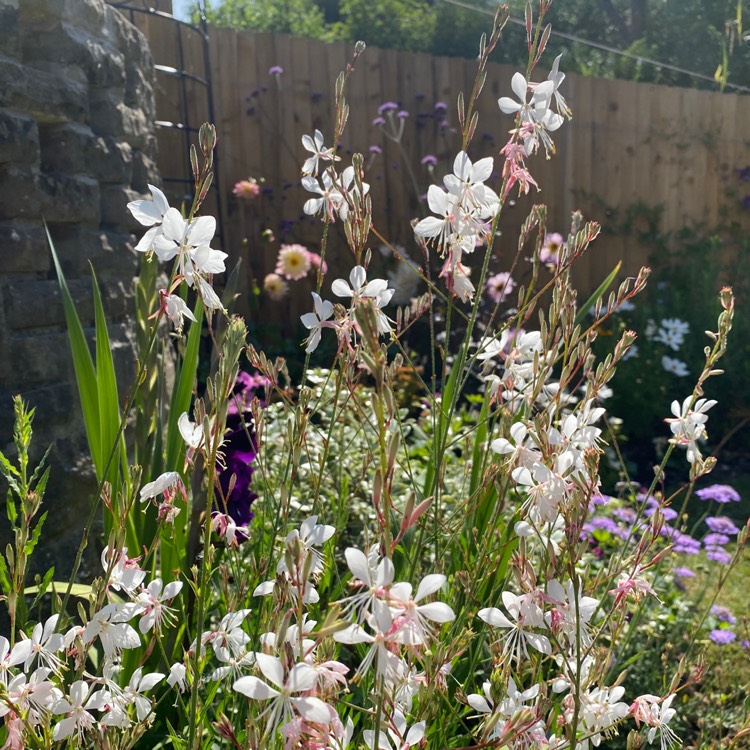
xmin=138 ymin=21 xmax=750 ymax=321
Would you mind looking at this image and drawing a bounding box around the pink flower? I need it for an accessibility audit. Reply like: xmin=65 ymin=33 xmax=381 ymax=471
xmin=485 ymin=271 xmax=516 ymax=304
xmin=233 ymin=179 xmax=260 ymax=201
xmin=276 ymin=244 xmax=312 ymax=281
xmin=540 ymin=232 xmax=566 ymax=268
xmin=263 ymin=272 xmax=289 ymax=301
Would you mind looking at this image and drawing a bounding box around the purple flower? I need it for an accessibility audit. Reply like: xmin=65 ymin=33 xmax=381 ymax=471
xmin=434 ymin=101 xmax=448 ymax=112
xmin=695 ymin=484 xmax=741 ymax=503
xmin=705 ymin=516 xmax=740 ymax=535
xmin=378 ymin=101 xmax=399 ymax=115
xmin=737 ymin=165 xmax=750 ymax=181
xmin=672 ymin=566 xmax=696 ymax=578
xmin=709 ymin=629 xmax=737 ymax=644
xmin=706 ymin=547 xmax=732 ymax=564
xmin=704 ymin=533 xmax=730 ymax=547
xmin=268 ymin=65 xmax=284 ymax=76
xmin=372 ymin=116 xmax=386 ymax=127
xmin=710 ymin=605 xmax=737 ymax=624
xmin=742 ymin=639 xmax=750 ymax=649
xmin=420 ymin=154 xmax=438 ymax=167
xmin=397 ymin=110 xmax=409 ymax=119
xmin=369 ymin=144 xmax=382 ymax=154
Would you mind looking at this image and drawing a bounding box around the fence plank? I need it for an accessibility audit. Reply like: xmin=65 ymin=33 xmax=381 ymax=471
xmin=140 ymin=26 xmax=750 ymax=303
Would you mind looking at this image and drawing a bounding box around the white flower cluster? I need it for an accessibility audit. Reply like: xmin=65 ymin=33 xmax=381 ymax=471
xmin=300 ymin=265 xmax=394 ymax=353
xmin=300 ymin=129 xmax=369 ymax=223
xmin=127 ymin=184 xmax=228 ymax=321
xmin=0 ymin=547 xmax=184 ymax=743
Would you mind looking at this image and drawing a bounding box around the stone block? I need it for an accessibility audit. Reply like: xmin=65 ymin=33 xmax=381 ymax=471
xmin=100 ymin=185 xmax=140 ymax=228
xmin=0 ymin=164 xmax=45 ymax=220
xmin=124 ymin=64 xmax=153 ymax=112
xmin=39 ymin=172 xmax=100 ymax=225
xmin=0 ymin=109 xmax=39 ymax=165
xmin=0 ymin=3 xmax=19 ymax=58
xmin=5 ymin=331 xmax=73 ymax=386
xmin=39 ymin=123 xmax=133 ymax=184
xmin=46 ymin=224 xmax=104 ymax=275
xmin=19 ymin=0 xmax=105 ymax=37
xmin=101 ymin=230 xmax=141 ymax=276
xmin=0 ymin=219 xmax=48 ymax=273
xmin=2 ymin=277 xmax=92 ymax=331
xmin=0 ymin=55 xmax=88 ymax=123
xmin=131 ymin=150 xmax=159 ymax=192
xmin=22 ymin=22 xmax=126 ymax=89
xmin=89 ymin=89 xmax=152 ymax=150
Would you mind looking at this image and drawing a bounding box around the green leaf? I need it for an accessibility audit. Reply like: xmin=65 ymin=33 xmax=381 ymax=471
xmin=24 ymin=511 xmax=47 ymax=556
xmin=48 ymin=226 xmax=103 ymax=476
xmin=166 ymin=302 xmax=204 ymax=473
xmin=574 ymin=261 xmax=622 ymax=327
xmin=90 ymin=265 xmax=124 ymax=490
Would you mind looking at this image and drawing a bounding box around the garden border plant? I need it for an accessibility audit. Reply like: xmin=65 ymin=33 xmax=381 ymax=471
xmin=0 ymin=2 xmax=747 ymax=749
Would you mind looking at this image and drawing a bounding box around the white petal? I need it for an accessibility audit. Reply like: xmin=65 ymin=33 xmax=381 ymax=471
xmin=286 ymin=663 xmax=318 ymax=692
xmin=498 ymin=97 xmax=522 ymax=114
xmin=510 ymin=71 xmax=528 ymax=100
xmin=350 ymin=265 xmax=367 ymax=290
xmin=255 ymin=653 xmax=285 ymax=688
xmin=187 ymin=215 xmax=216 ymax=247
xmin=292 ymin=696 xmax=331 ymax=723
xmin=332 ymin=279 xmax=354 ymax=298
xmin=232 ymin=676 xmax=278 ymax=700
xmin=525 ymin=632 xmax=552 ymax=655
xmin=149 ymin=184 xmax=170 ymax=216
xmin=417 ymin=601 xmax=455 ymax=622
xmin=467 ymin=693 xmax=492 ymax=713
xmin=415 ymin=573 xmax=446 ymax=602
xmin=478 ymin=607 xmax=512 ymax=628
xmin=345 ymin=548 xmax=372 ymax=584
xmin=161 ymin=207 xmax=187 ymax=243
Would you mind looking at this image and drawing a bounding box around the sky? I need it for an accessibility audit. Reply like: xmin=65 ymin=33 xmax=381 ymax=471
xmin=171 ymin=0 xmax=192 ymax=21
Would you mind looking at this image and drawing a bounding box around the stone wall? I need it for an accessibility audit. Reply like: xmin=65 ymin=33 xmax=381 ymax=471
xmin=0 ymin=0 xmax=160 ymax=577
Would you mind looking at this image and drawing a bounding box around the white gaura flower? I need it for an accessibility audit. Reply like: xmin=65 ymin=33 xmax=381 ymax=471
xmin=160 ymin=291 xmax=196 ymax=331
xmin=666 ymin=396 xmax=716 ymax=464
xmin=178 ymin=412 xmax=206 ymax=450
xmin=167 ymin=662 xmax=188 ymax=692
xmin=545 ymin=578 xmax=599 ymax=649
xmin=300 ymin=292 xmax=336 ymax=353
xmin=478 ymin=590 xmax=550 ymax=664
xmin=52 ymin=680 xmax=107 ymax=742
xmin=200 ymin=609 xmax=251 ymax=662
xmin=233 ymin=653 xmax=330 ymax=734
xmin=388 ymin=574 xmax=455 ymax=646
xmin=82 ymin=603 xmax=142 ymax=660
xmin=498 ymin=72 xmax=554 ymax=124
xmin=332 ymin=265 xmax=389 ymax=301
xmin=119 ymin=668 xmax=165 ymax=722
xmin=443 ymin=151 xmax=499 ymax=213
xmin=127 ymin=183 xmax=171 ymax=253
xmin=0 ymin=635 xmax=31 ymax=687
xmin=547 ymin=54 xmax=570 ymax=116
xmin=139 ymin=470 xmax=184 ymax=504
xmin=18 ymin=614 xmax=65 ymax=673
xmin=301 ymin=129 xmax=338 ymax=176
xmin=363 ymin=708 xmax=425 ymax=750
xmin=302 ymin=171 xmax=345 ymax=221
xmin=339 ymin=546 xmax=394 ymax=619
xmin=135 ymin=578 xmax=183 ymax=634
xmin=632 ymin=693 xmax=681 ymax=750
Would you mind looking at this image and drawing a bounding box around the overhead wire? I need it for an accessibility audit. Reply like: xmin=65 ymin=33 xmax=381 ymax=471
xmin=442 ymin=0 xmax=750 ymax=94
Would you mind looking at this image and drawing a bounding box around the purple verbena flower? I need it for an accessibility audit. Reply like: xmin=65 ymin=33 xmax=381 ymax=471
xmin=672 ymin=566 xmax=696 ymax=578
xmin=705 ymin=516 xmax=740 ymax=535
xmin=706 ymin=547 xmax=732 ymax=564
xmin=268 ymin=65 xmax=284 ymax=76
xmin=372 ymin=116 xmax=386 ymax=127
xmin=420 ymin=154 xmax=438 ymax=167
xmin=369 ymin=144 xmax=382 ymax=154
xmin=709 ymin=629 xmax=736 ymax=644
xmin=397 ymin=110 xmax=409 ymax=119
xmin=710 ymin=605 xmax=737 ymax=624
xmin=378 ymin=101 xmax=399 ymax=115
xmin=434 ymin=101 xmax=448 ymax=112
xmin=704 ymin=533 xmax=730 ymax=547
xmin=695 ymin=484 xmax=741 ymax=503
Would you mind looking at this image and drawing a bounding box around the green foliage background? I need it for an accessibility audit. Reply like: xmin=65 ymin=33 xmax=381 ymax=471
xmin=193 ymin=0 xmax=750 ymax=89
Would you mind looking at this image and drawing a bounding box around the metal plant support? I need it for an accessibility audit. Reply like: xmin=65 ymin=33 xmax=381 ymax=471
xmin=107 ymin=1 xmax=225 ymax=248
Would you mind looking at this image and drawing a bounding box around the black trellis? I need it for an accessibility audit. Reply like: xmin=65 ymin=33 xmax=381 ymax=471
xmin=107 ymin=0 xmax=225 ymax=249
